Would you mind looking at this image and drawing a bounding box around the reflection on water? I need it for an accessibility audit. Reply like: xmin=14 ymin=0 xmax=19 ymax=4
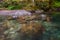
xmin=0 ymin=12 xmax=60 ymax=40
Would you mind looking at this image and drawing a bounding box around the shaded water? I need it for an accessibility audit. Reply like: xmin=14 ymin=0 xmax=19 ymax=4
xmin=0 ymin=12 xmax=60 ymax=40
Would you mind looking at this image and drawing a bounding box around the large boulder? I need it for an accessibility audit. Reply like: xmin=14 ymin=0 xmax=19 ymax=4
xmin=0 ymin=10 xmax=31 ymax=16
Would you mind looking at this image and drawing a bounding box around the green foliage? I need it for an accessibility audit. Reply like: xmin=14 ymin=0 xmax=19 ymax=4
xmin=7 ymin=6 xmax=15 ymax=10
xmin=53 ymin=1 xmax=60 ymax=7
xmin=52 ymin=0 xmax=60 ymax=7
xmin=0 ymin=1 xmax=27 ymax=10
xmin=35 ymin=1 xmax=49 ymax=11
xmin=7 ymin=4 xmax=25 ymax=10
xmin=55 ymin=0 xmax=60 ymax=2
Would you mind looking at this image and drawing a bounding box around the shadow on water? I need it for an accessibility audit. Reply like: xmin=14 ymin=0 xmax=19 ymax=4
xmin=0 ymin=12 xmax=60 ymax=40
